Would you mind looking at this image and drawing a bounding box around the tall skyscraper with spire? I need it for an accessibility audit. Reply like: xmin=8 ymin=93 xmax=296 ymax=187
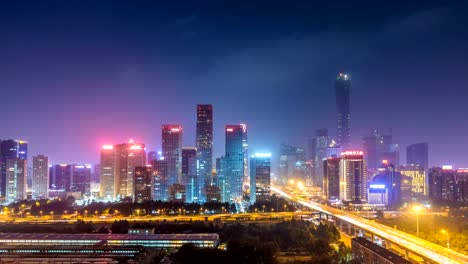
xmin=335 ymin=73 xmax=351 ymax=149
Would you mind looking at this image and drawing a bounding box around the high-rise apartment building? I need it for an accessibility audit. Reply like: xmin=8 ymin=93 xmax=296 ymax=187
xmin=339 ymin=151 xmax=367 ymax=203
xmin=32 ymin=155 xmax=49 ymax=199
xmin=335 ymin=73 xmax=351 ymax=149
xmin=308 ymin=129 xmax=331 ymax=186
xmin=249 ymin=153 xmax=271 ymax=204
xmin=162 ymin=125 xmax=182 ymax=186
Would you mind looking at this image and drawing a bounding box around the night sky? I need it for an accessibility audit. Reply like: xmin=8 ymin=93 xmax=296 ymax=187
xmin=1 ymin=1 xmax=467 ymax=167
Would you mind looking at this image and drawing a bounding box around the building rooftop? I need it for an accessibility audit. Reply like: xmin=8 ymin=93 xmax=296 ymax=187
xmin=352 ymin=237 xmax=412 ymax=263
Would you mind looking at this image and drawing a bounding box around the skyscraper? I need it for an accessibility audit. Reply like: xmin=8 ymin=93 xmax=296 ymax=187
xmin=52 ymin=164 xmax=72 ymax=191
xmin=406 ymin=143 xmax=429 ymax=170
xmin=114 ymin=142 xmax=146 ymax=198
xmin=100 ymin=145 xmax=115 ymax=200
xmin=323 ymin=157 xmax=341 ymax=201
xmin=428 ymin=167 xmax=468 ymax=204
xmin=153 ymin=160 xmax=168 ymax=201
xmin=71 ymin=164 xmax=92 ymax=195
xmin=250 ymin=153 xmax=271 ymax=204
xmin=1 ymin=140 xmax=28 ymax=199
xmin=32 ymin=155 xmax=49 ymax=199
xmin=147 ymin=151 xmax=157 ymax=165
xmin=278 ymin=144 xmax=306 ymax=184
xmin=335 ymin=73 xmax=351 ymax=149
xmin=309 ymin=129 xmax=331 ymax=186
xmin=223 ymin=125 xmax=244 ymax=202
xmin=6 ymin=158 xmax=27 ymax=202
xmin=339 ymin=151 xmax=367 ymax=203
xmin=162 ymin=125 xmax=182 ymax=186
xmin=99 ymin=142 xmax=146 ymax=200
xmin=134 ymin=166 xmax=153 ymax=203
xmin=183 ymin=147 xmax=198 ymax=203
xmin=362 ymin=129 xmax=399 ymax=170
xmin=241 ymin=123 xmax=249 ymax=189
xmin=196 ymin=105 xmax=213 ymax=193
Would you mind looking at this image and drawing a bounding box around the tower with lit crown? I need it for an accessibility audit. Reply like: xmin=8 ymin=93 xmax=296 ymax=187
xmin=335 ymin=73 xmax=351 ymax=149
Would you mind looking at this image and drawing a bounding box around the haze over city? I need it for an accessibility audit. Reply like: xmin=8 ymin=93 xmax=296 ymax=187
xmin=1 ymin=1 xmax=468 ymax=166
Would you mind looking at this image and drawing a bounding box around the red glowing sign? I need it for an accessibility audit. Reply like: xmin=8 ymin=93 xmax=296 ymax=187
xmin=340 ymin=151 xmax=363 ymax=156
xmin=170 ymin=128 xmax=180 ymax=132
xmin=382 ymin=160 xmax=389 ymax=165
xmin=102 ymin=145 xmax=114 ymax=150
xmin=226 ymin=128 xmax=234 ymax=132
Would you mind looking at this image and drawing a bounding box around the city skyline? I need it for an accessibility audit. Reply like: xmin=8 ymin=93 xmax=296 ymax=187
xmin=1 ymin=1 xmax=468 ymax=167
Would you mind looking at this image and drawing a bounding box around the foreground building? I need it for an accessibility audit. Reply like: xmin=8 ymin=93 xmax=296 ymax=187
xmin=398 ymin=164 xmax=426 ymax=197
xmin=196 ymin=105 xmax=213 ymax=200
xmin=5 ymin=158 xmax=27 ymax=202
xmin=1 ymin=140 xmax=27 ymax=199
xmin=134 ymin=166 xmax=153 ymax=203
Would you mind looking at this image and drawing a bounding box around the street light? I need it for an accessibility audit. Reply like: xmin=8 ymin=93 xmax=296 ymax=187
xmin=297 ymin=181 xmax=304 ymax=191
xmin=412 ymin=205 xmax=422 ymax=237
xmin=441 ymin=229 xmax=450 ymax=249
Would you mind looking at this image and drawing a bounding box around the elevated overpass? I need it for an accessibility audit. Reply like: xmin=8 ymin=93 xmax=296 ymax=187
xmin=271 ymin=185 xmax=468 ymax=264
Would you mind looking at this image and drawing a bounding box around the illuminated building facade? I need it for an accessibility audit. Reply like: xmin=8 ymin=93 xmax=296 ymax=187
xmin=223 ymin=125 xmax=244 ymax=202
xmin=100 ymin=145 xmax=115 ymax=200
xmin=6 ymin=158 xmax=27 ymax=202
xmin=398 ymin=164 xmax=426 ymax=197
xmin=153 ymin=160 xmax=168 ymax=201
xmin=335 ymin=73 xmax=351 ymax=149
xmin=114 ymin=142 xmax=146 ymax=199
xmin=250 ymin=153 xmax=271 ymax=204
xmin=147 ymin=151 xmax=157 ymax=164
xmin=368 ymin=163 xmax=411 ymax=208
xmin=339 ymin=151 xmax=367 ymax=203
xmin=134 ymin=166 xmax=153 ymax=203
xmin=0 ymin=140 xmax=27 ymax=199
xmin=71 ymin=164 xmax=92 ymax=195
xmin=32 ymin=155 xmax=49 ymax=199
xmin=162 ymin=125 xmax=182 ymax=186
xmin=196 ymin=105 xmax=213 ymax=198
xmin=323 ymin=157 xmax=341 ymax=201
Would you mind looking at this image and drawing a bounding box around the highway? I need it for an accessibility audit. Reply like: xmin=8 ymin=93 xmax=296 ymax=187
xmin=0 ymin=211 xmax=296 ymax=224
xmin=271 ymin=185 xmax=468 ymax=264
